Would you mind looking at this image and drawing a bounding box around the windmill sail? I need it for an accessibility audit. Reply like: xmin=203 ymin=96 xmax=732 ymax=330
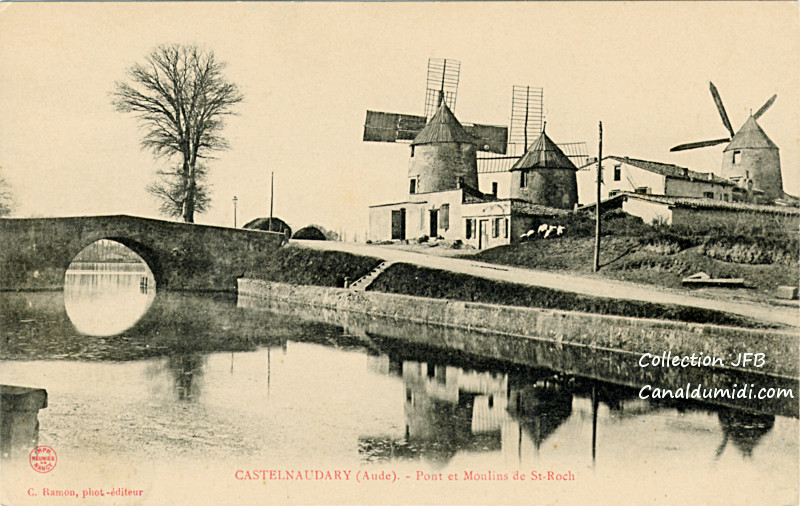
xmin=709 ymin=82 xmax=735 ymax=138
xmin=424 ymin=58 xmax=460 ymax=119
xmin=363 ymin=111 xmax=428 ymax=142
xmin=509 ymin=85 xmax=544 ymax=150
xmin=670 ymin=138 xmax=731 ymax=152
xmin=754 ymin=94 xmax=777 ymax=120
xmin=477 ymin=141 xmax=587 ymax=173
xmin=463 ymin=123 xmax=508 ymax=154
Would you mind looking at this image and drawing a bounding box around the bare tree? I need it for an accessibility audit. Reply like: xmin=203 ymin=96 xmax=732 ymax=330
xmin=112 ymin=44 xmax=243 ymax=222
xmin=0 ymin=174 xmax=15 ymax=217
xmin=147 ymin=162 xmax=212 ymax=219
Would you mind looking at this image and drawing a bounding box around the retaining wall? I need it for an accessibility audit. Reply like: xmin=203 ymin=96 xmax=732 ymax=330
xmin=238 ymin=279 xmax=799 ymax=379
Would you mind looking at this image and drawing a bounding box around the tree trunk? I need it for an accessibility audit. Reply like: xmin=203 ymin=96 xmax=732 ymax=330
xmin=181 ymin=159 xmax=195 ymax=223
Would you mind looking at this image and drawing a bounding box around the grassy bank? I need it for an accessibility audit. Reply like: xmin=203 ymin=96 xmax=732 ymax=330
xmin=471 ymin=211 xmax=799 ymax=293
xmin=244 ymin=245 xmax=381 ymax=287
xmin=367 ymin=262 xmax=766 ymax=328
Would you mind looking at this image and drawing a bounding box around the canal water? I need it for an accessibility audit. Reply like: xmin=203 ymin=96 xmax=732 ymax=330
xmin=0 ymin=259 xmax=797 ymax=505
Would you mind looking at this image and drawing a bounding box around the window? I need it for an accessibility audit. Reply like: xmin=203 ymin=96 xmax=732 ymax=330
xmin=492 ymin=182 xmax=498 ymax=196
xmin=492 ymin=218 xmax=501 ymax=238
xmin=409 ymin=178 xmax=417 ymax=194
xmin=440 ymin=204 xmax=449 ymax=230
xmin=613 ymin=165 xmax=621 ymax=181
xmin=503 ymin=219 xmax=509 ymax=238
xmin=635 ymin=186 xmax=649 ymax=194
xmin=703 ymin=191 xmax=714 ymax=199
xmin=733 ymin=150 xmax=741 ymax=164
xmin=520 ymin=171 xmax=528 ymax=188
xmin=465 ymin=219 xmax=473 ymax=239
xmin=723 ymin=194 xmax=729 ymax=202
xmin=410 ymin=146 xmax=415 ymax=157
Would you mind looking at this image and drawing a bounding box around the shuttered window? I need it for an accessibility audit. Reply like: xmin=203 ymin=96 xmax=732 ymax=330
xmin=441 ymin=204 xmax=449 ymax=230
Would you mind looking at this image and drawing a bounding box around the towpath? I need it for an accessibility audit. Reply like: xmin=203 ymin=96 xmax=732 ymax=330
xmin=292 ymin=240 xmax=799 ymax=328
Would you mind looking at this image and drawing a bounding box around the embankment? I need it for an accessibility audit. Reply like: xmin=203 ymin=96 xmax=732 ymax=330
xmin=238 ymin=279 xmax=799 ymax=379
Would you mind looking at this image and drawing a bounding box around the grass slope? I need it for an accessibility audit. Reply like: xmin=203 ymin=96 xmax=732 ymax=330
xmin=368 ymin=263 xmax=765 ymax=328
xmin=244 ymin=245 xmax=381 ymax=287
xmin=472 ymin=211 xmax=798 ymax=293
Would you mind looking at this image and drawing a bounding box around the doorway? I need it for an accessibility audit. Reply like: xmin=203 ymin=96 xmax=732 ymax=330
xmin=391 ymin=209 xmax=406 ymax=240
xmin=478 ymin=219 xmax=489 ymax=249
xmin=429 ymin=209 xmax=438 ymax=238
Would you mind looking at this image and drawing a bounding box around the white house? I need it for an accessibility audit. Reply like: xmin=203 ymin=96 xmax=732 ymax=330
xmin=576 ymin=156 xmax=736 ymax=205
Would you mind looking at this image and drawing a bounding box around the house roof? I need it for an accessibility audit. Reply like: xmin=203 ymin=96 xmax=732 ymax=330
xmin=509 ymin=200 xmax=571 ymax=216
xmin=581 ymin=192 xmax=800 ymax=216
xmin=411 ymin=102 xmax=474 ymax=146
xmin=461 ymin=184 xmax=491 ymax=203
xmin=510 ymin=131 xmax=578 ymax=171
xmin=724 ymin=115 xmax=779 ymax=151
xmin=582 ymin=156 xmax=735 ymax=186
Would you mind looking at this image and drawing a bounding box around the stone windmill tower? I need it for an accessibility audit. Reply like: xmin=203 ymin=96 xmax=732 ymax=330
xmin=509 ymin=127 xmax=579 ymax=209
xmin=671 ymin=82 xmax=783 ymax=202
xmin=408 ymin=100 xmax=478 ymax=193
xmin=363 ymin=58 xmax=508 ymax=195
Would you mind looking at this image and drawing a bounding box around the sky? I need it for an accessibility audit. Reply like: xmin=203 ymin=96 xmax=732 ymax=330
xmin=1 ymin=2 xmax=799 ymax=238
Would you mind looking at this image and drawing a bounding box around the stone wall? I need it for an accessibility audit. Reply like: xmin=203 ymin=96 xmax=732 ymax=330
xmin=0 ymin=216 xmax=286 ymax=292
xmin=512 ymin=168 xmax=578 ymax=209
xmin=238 ymin=279 xmax=799 ymax=379
xmin=409 ymin=143 xmax=478 ymax=193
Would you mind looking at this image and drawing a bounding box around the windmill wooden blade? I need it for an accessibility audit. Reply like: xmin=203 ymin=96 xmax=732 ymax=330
xmin=425 ymin=58 xmax=460 ymax=119
xmin=709 ymin=82 xmax=735 ymax=138
xmin=670 ymin=138 xmax=731 ymax=152
xmin=509 ymin=85 xmax=544 ymax=149
xmin=363 ymin=111 xmax=428 ymax=143
xmin=463 ymin=123 xmax=508 ymax=154
xmin=754 ymin=94 xmax=777 ymax=120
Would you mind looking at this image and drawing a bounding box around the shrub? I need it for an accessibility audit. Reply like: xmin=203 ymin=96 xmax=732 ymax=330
xmin=293 ymin=226 xmax=326 ymax=240
xmin=243 ymin=217 xmax=292 ymax=238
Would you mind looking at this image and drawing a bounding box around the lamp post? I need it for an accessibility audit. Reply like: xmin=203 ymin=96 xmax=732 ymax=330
xmin=232 ymin=196 xmax=238 ymax=228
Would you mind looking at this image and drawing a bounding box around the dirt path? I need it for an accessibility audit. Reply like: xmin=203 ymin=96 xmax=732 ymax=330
xmin=292 ymin=240 xmax=799 ymax=328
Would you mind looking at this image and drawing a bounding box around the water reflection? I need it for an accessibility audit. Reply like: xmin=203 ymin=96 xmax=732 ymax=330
xmin=0 ymin=291 xmax=797 ymax=504
xmin=356 ymin=339 xmax=793 ymax=469
xmin=167 ymin=353 xmax=206 ymax=401
xmin=64 ymin=260 xmax=156 ymax=336
xmin=715 ymin=408 xmax=775 ymax=459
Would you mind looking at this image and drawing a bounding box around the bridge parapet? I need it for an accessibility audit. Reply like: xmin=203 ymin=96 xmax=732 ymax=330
xmin=0 ymin=215 xmax=286 ymax=292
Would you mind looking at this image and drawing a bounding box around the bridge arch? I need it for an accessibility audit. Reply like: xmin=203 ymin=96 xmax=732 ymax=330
xmin=0 ymin=215 xmax=286 ymax=291
xmin=71 ymin=236 xmax=165 ymax=288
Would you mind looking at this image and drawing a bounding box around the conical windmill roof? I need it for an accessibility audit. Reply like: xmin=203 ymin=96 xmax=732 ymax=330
xmin=724 ymin=116 xmax=778 ymax=151
xmin=510 ymin=131 xmax=578 ymax=171
xmin=411 ymin=102 xmax=474 ymax=145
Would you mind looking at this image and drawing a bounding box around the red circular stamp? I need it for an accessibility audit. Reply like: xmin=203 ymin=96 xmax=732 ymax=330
xmin=29 ymin=446 xmax=57 ymax=473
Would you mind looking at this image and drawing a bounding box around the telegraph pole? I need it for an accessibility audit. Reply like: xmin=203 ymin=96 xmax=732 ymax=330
xmin=268 ymin=172 xmax=274 ymax=232
xmin=593 ymin=122 xmax=602 ymax=272
xmin=232 ymin=196 xmax=238 ymax=228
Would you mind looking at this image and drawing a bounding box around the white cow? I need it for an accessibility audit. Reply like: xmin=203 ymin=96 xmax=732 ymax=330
xmin=537 ymin=223 xmax=549 ymax=235
xmin=544 ymin=225 xmax=558 ymax=239
xmin=556 ymin=225 xmax=565 ymax=236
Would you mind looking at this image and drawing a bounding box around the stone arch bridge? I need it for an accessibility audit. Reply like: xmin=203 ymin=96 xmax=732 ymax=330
xmin=0 ymin=215 xmax=286 ymax=292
